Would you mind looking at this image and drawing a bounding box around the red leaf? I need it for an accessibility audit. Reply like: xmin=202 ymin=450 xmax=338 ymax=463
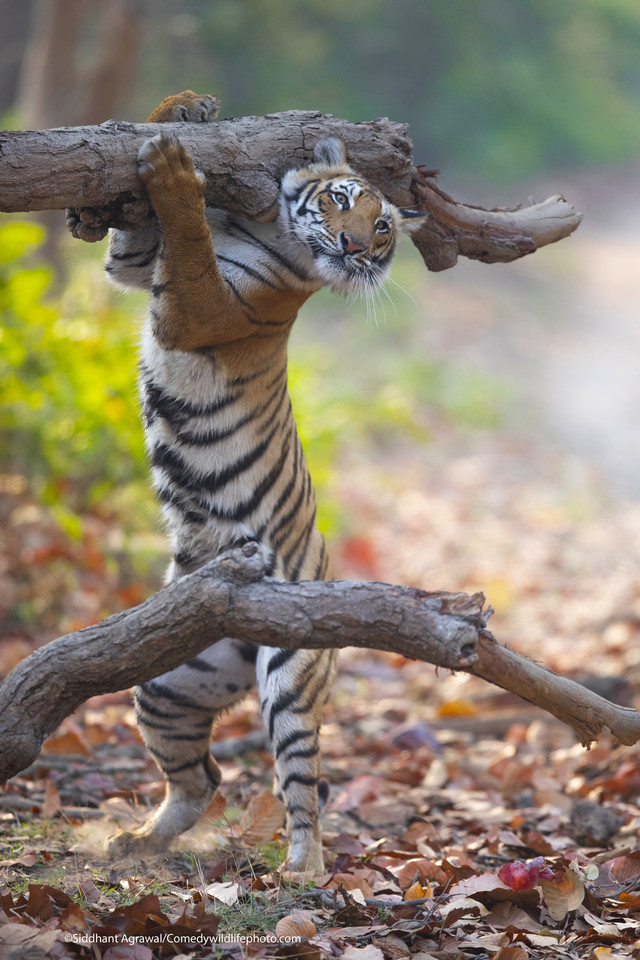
xmin=339 ymin=537 xmax=380 ymax=577
xmin=498 ymin=857 xmax=554 ymax=891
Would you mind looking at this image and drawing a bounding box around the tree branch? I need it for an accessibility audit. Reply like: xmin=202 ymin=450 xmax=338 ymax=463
xmin=0 ymin=543 xmax=482 ymax=782
xmin=0 ymin=111 xmax=582 ymax=269
xmin=473 ymin=633 xmax=640 ymax=748
xmin=1 ymin=544 xmax=639 ymax=786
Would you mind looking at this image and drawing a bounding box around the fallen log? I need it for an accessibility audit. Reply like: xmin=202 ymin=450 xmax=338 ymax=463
xmin=1 ymin=543 xmax=639 ymax=784
xmin=0 ymin=110 xmax=581 ymax=269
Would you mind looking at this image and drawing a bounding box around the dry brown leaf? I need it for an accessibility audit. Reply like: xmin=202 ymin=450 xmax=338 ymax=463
xmin=0 ymin=923 xmax=60 ymax=959
xmin=492 ymin=948 xmax=529 ymax=960
xmin=203 ymin=789 xmax=226 ymax=821
xmin=78 ymin=877 xmax=102 ymax=903
xmin=240 ymin=790 xmax=285 ymax=846
xmin=607 ymin=850 xmax=640 ymax=883
xmin=275 ymin=911 xmax=317 ymax=940
xmin=538 ymin=867 xmax=585 ymax=921
xmin=325 ymin=872 xmax=375 ymax=897
xmin=404 ymin=880 xmax=427 ymax=899
xmin=42 ymin=720 xmax=91 ymax=756
xmin=40 ymin=778 xmax=62 ymax=818
xmin=448 ymin=873 xmax=510 ymax=897
xmin=332 ymin=775 xmax=384 ymax=812
xmin=205 ymin=881 xmax=239 ymax=905
xmin=0 ymin=852 xmax=37 ymax=868
xmin=103 ymin=946 xmax=154 ymax=960
xmin=394 ymin=858 xmax=448 ymax=888
xmin=342 ymin=947 xmax=385 ymax=960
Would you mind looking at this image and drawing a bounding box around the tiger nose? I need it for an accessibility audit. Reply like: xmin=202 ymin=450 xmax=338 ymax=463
xmin=340 ymin=232 xmax=366 ymax=255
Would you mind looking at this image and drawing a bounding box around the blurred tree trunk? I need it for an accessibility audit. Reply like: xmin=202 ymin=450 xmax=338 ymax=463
xmin=0 ymin=0 xmax=37 ymax=117
xmin=17 ymin=0 xmax=88 ymax=128
xmin=15 ymin=0 xmax=142 ymax=277
xmin=76 ymin=0 xmax=142 ymax=126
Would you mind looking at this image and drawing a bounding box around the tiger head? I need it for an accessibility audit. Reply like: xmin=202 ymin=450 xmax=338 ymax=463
xmin=280 ymin=137 xmax=428 ymax=292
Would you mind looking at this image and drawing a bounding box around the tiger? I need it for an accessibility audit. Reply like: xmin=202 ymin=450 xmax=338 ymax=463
xmin=96 ymin=91 xmax=427 ymax=875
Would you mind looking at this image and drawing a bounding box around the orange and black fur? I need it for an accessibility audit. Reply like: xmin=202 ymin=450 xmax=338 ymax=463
xmin=99 ymin=91 xmax=426 ymax=874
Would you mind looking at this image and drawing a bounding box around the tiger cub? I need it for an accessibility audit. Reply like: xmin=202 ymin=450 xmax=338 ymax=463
xmin=103 ymin=91 xmax=427 ymax=875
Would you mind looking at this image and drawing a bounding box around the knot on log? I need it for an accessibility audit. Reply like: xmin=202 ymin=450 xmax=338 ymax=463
xmin=208 ymin=540 xmax=273 ymax=584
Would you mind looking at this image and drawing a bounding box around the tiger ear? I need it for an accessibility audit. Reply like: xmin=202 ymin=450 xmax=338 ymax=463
xmin=312 ymin=137 xmax=348 ymax=167
xmin=397 ymin=208 xmax=431 ymax=233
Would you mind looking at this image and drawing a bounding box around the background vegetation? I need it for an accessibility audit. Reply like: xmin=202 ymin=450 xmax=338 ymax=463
xmin=1 ymin=0 xmax=640 ymax=641
xmin=2 ymin=6 xmax=640 ymax=944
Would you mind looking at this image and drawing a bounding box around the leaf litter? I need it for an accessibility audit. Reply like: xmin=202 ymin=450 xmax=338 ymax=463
xmin=2 ymin=379 xmax=640 ymax=955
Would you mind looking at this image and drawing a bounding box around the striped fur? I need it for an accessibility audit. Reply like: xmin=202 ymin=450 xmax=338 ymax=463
xmin=103 ymin=92 xmax=426 ymax=874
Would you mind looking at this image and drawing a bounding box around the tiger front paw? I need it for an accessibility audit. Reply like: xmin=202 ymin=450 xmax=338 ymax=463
xmin=137 ymin=134 xmax=206 ymax=217
xmin=145 ymin=91 xmax=220 ymax=124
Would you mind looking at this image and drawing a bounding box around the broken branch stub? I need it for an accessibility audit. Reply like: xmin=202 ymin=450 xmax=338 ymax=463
xmin=0 ymin=111 xmax=582 ymax=267
xmin=410 ymin=173 xmax=583 ymax=271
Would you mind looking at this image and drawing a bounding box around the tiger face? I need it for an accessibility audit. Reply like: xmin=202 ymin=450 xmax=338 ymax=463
xmin=280 ymin=138 xmax=428 ymax=293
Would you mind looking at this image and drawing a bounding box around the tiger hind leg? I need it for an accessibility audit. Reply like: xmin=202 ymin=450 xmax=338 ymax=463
xmin=257 ymin=646 xmax=337 ymax=876
xmin=106 ymin=638 xmax=257 ymax=858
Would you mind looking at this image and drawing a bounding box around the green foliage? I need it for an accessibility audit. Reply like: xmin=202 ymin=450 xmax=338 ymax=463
xmin=0 ymin=221 xmax=147 ymax=508
xmin=156 ymin=0 xmax=640 ymax=182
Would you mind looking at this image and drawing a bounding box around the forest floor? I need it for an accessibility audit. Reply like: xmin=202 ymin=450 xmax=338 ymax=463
xmin=1 ymin=168 xmax=640 ymax=959
xmin=1 ymin=428 xmax=639 ymax=959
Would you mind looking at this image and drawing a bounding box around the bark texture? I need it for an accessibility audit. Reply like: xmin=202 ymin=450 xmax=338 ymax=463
xmin=0 ymin=113 xmax=582 ymax=270
xmin=1 ymin=545 xmax=639 ymax=784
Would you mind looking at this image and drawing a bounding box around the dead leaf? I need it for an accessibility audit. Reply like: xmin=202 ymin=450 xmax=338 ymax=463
xmin=393 ymin=858 xmax=448 ymax=889
xmin=357 ymin=797 xmax=414 ymax=828
xmin=448 ymin=873 xmax=510 ymax=897
xmin=607 ymin=850 xmax=640 ymax=884
xmin=240 ymin=790 xmax=285 ymax=846
xmin=203 ymin=789 xmax=226 ymax=821
xmin=275 ymin=911 xmax=317 ymax=940
xmin=16 ymin=884 xmax=55 ymax=922
xmin=404 ymin=880 xmax=427 ymax=900
xmin=342 ymin=947 xmax=384 ymax=960
xmin=40 ymin=778 xmax=62 ymax=818
xmin=59 ymin=901 xmax=90 ymax=932
xmin=330 ymin=833 xmax=367 ymax=856
xmin=492 ymin=948 xmax=529 ymax=960
xmin=0 ymin=853 xmax=37 ymax=868
xmin=0 ymin=923 xmax=60 ymax=960
xmin=79 ymin=878 xmax=102 ymax=903
xmin=325 ymin=872 xmax=375 ymax=898
xmin=103 ymin=946 xmax=154 ymax=960
xmin=539 ymin=867 xmax=585 ymax=921
xmin=205 ymin=881 xmax=240 ymax=906
xmin=332 ymin=775 xmax=384 ymax=812
xmin=43 ymin=719 xmax=91 ymax=756
xmin=440 ymin=896 xmax=489 ymax=919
